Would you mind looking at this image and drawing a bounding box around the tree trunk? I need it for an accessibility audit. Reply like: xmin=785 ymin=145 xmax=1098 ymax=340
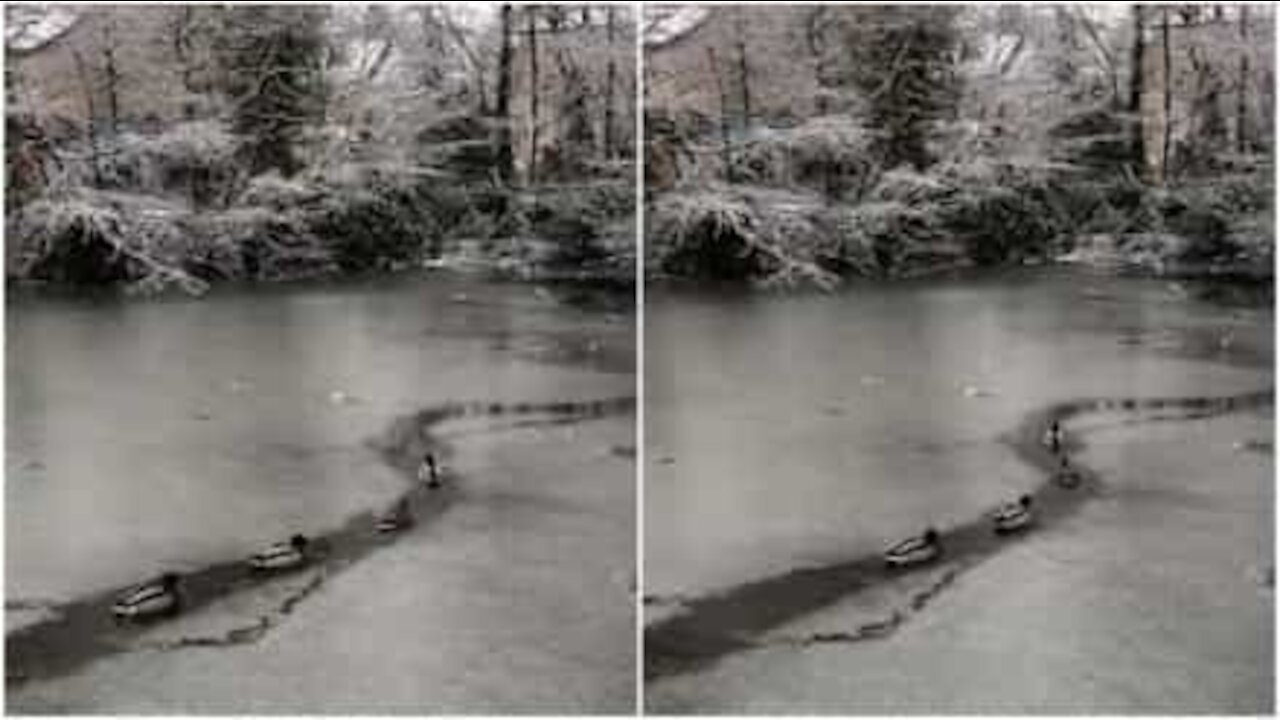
xmin=494 ymin=4 xmax=514 ymax=184
xmin=70 ymin=48 xmax=104 ymax=187
xmin=707 ymin=47 xmax=734 ymax=184
xmin=1161 ymin=6 xmax=1172 ymax=181
xmin=172 ymin=6 xmax=195 ymax=97
xmin=1128 ymin=5 xmax=1145 ymax=175
xmin=526 ymin=8 xmax=539 ymax=186
xmin=101 ymin=15 xmax=120 ymax=136
xmin=1236 ymin=4 xmax=1250 ymax=154
xmin=437 ymin=10 xmax=488 ymax=115
xmin=604 ymin=6 xmax=617 ymax=160
xmin=735 ymin=10 xmax=752 ymax=130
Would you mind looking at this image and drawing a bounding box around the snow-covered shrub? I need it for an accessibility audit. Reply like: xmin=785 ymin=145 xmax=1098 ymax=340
xmin=785 ymin=116 xmax=878 ymax=201
xmin=7 ymin=189 xmax=209 ymax=293
xmin=726 ymin=128 xmax=794 ymax=186
xmin=190 ymin=205 xmax=331 ymax=281
xmin=1156 ymin=166 xmax=1274 ymax=269
xmin=718 ymin=117 xmax=878 ymax=200
xmin=851 ymin=160 xmax=1069 ymax=269
xmin=236 ymin=171 xmax=326 ymax=210
xmin=836 ymin=200 xmax=949 ymax=276
xmin=309 ymin=180 xmax=438 ymax=273
xmin=89 ymin=122 xmax=242 ymax=206
xmin=867 ymin=167 xmax=955 ymax=205
xmin=648 ymin=189 xmax=766 ymax=280
xmin=138 ymin=121 xmax=240 ymax=206
xmin=647 ymin=186 xmax=839 ymax=288
xmin=935 ymin=163 xmax=1064 ymax=265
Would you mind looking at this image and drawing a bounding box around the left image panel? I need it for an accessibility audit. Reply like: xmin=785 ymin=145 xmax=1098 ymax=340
xmin=5 ymin=4 xmax=637 ymax=714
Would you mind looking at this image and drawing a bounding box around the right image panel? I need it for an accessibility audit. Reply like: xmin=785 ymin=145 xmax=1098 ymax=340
xmin=643 ymin=4 xmax=1275 ymax=714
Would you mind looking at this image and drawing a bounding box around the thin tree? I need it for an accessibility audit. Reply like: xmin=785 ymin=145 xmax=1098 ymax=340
xmin=525 ymin=7 xmax=540 ymax=186
xmin=69 ymin=46 xmax=104 ymax=186
xmin=100 ymin=13 xmax=120 ymax=135
xmin=437 ymin=8 xmax=487 ymax=115
xmin=604 ymin=6 xmax=617 ymax=159
xmin=1128 ymin=4 xmax=1146 ymax=178
xmin=734 ymin=8 xmax=751 ymax=130
xmin=171 ymin=6 xmax=196 ymax=97
xmin=1236 ymin=4 xmax=1251 ymax=153
xmin=707 ymin=47 xmax=734 ymax=183
xmin=494 ymin=4 xmax=514 ymax=184
xmin=1161 ymin=6 xmax=1172 ymax=181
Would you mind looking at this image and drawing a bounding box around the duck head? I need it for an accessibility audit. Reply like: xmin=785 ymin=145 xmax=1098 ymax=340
xmin=923 ymin=528 xmax=939 ymax=543
xmin=1020 ymin=494 xmax=1032 ymax=507
xmin=160 ymin=572 xmax=181 ymax=590
xmin=290 ymin=534 xmax=309 ymax=550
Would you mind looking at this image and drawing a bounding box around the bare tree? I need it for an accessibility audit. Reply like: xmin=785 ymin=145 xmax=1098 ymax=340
xmin=1236 ymin=4 xmax=1251 ymax=153
xmin=525 ymin=6 xmax=540 ymax=186
xmin=69 ymin=46 xmax=104 ymax=186
xmin=1161 ymin=6 xmax=1172 ymax=181
xmin=1127 ymin=5 xmax=1146 ymax=175
xmin=100 ymin=14 xmax=120 ymax=135
xmin=495 ymin=4 xmax=515 ymax=184
xmin=706 ymin=46 xmax=734 ymax=183
xmin=734 ymin=8 xmax=751 ymax=130
xmin=604 ymin=5 xmax=617 ymax=159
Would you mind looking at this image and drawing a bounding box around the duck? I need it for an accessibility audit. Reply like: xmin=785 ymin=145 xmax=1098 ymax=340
xmin=884 ymin=528 xmax=941 ymax=569
xmin=112 ymin=572 xmax=181 ymax=619
xmin=376 ymin=498 xmax=415 ymax=534
xmin=993 ymin=494 xmax=1034 ymax=534
xmin=1043 ymin=420 xmax=1065 ymax=453
xmin=1055 ymin=455 xmax=1082 ymax=488
xmin=418 ymin=452 xmax=441 ymax=489
xmin=248 ymin=534 xmax=310 ymax=572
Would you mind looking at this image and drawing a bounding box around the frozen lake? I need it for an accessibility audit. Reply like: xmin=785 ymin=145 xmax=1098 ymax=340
xmin=7 ymin=274 xmax=636 ymax=713
xmin=645 ymin=268 xmax=1273 ymax=713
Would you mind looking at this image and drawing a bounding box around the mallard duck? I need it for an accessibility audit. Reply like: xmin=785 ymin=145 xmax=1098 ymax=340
xmin=418 ymin=452 xmax=441 ymax=488
xmin=248 ymin=534 xmax=309 ymax=571
xmin=376 ymin=498 xmax=415 ymax=533
xmin=1043 ymin=420 xmax=1064 ymax=453
xmin=993 ymin=495 xmax=1034 ymax=534
xmin=112 ymin=572 xmax=181 ymax=619
xmin=885 ymin=528 xmax=941 ymax=568
xmin=1055 ymin=456 xmax=1081 ymax=488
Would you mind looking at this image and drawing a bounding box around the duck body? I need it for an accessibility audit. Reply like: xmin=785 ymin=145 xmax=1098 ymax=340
xmin=248 ymin=535 xmax=309 ymax=571
xmin=418 ymin=454 xmax=442 ymax=489
xmin=376 ymin=499 xmax=415 ymax=534
xmin=993 ymin=496 xmax=1034 ymax=534
xmin=884 ymin=529 xmax=941 ymax=568
xmin=1043 ymin=422 xmax=1064 ymax=452
xmin=1055 ymin=459 xmax=1082 ymax=488
xmin=112 ymin=574 xmax=180 ymax=619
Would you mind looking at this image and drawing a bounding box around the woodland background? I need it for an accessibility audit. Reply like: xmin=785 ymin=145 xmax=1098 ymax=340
xmin=645 ymin=5 xmax=1275 ymax=292
xmin=6 ymin=4 xmax=636 ymax=293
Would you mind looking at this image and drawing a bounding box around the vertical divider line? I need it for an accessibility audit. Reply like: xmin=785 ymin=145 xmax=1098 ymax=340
xmin=1272 ymin=7 xmax=1280 ymax=712
xmin=633 ymin=0 xmax=646 ymax=714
